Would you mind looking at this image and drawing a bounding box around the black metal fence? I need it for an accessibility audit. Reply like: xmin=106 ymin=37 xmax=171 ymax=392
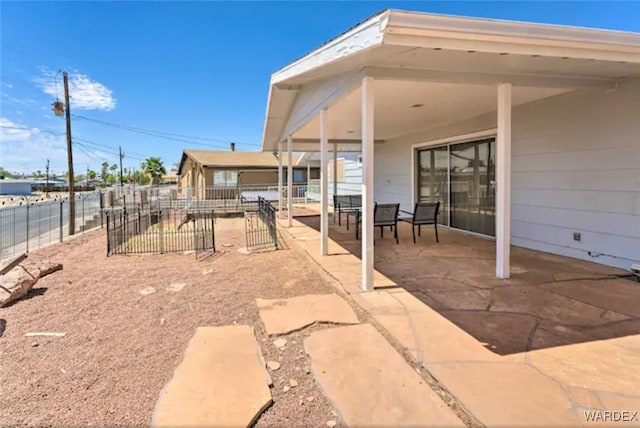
xmin=106 ymin=208 xmax=216 ymax=256
xmin=245 ymin=197 xmax=278 ymax=251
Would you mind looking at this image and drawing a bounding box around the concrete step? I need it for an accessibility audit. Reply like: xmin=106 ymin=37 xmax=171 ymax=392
xmin=152 ymin=325 xmax=272 ymax=427
xmin=305 ymin=323 xmax=464 ymax=427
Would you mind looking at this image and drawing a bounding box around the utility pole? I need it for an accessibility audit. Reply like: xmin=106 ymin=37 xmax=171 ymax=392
xmin=63 ymin=71 xmax=75 ymax=236
xmin=45 ymin=159 xmax=50 ymax=194
xmin=119 ymin=146 xmax=124 ymax=187
xmin=87 ymin=165 xmax=90 ymax=187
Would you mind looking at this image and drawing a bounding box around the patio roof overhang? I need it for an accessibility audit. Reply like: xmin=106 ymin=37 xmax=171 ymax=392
xmin=265 ymin=9 xmax=640 ymax=291
xmin=261 ymin=9 xmax=640 ymax=152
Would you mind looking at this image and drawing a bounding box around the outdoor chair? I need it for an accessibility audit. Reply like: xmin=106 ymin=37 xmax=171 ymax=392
xmin=356 ymin=203 xmax=400 ymax=244
xmin=399 ymin=202 xmax=440 ymax=243
xmin=334 ymin=194 xmax=361 ymax=226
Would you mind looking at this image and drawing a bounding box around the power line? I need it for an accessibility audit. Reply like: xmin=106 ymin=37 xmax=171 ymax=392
xmin=71 ymin=114 xmax=261 ymax=148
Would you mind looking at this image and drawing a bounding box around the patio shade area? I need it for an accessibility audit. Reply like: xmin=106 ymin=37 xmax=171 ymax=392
xmin=294 ymin=212 xmax=640 ymax=355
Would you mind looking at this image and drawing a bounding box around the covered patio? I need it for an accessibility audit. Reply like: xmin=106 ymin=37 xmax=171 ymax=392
xmin=294 ymin=213 xmax=640 ymax=355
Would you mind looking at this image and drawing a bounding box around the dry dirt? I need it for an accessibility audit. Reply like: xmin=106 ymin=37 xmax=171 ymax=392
xmin=0 ymin=217 xmax=350 ymax=427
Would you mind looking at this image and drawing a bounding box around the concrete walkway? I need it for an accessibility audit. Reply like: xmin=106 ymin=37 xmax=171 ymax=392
xmin=281 ymin=216 xmax=640 ymax=426
xmin=152 ymin=326 xmax=272 ymax=427
xmin=257 ymin=293 xmax=359 ymax=335
xmin=305 ymin=323 xmax=464 ymax=427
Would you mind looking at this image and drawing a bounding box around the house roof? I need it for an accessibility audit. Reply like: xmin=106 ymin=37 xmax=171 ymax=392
xmin=178 ymin=150 xmax=300 ymax=174
xmin=261 ymin=9 xmax=640 ymax=151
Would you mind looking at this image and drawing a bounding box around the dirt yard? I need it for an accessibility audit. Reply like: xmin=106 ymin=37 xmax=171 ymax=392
xmin=0 ymin=217 xmax=352 ymax=427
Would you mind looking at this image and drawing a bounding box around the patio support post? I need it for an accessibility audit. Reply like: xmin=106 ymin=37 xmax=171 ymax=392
xmin=496 ymin=83 xmax=512 ymax=278
xmin=278 ymin=141 xmax=283 ymax=218
xmin=333 ymin=144 xmax=338 ymax=200
xmin=361 ymin=76 xmax=375 ymax=291
xmin=287 ymin=134 xmax=293 ymax=227
xmin=320 ymin=108 xmax=329 ymax=256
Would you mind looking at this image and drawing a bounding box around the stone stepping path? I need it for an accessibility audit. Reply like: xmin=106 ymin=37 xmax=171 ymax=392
xmin=152 ymin=326 xmax=272 ymax=427
xmin=304 ymin=324 xmax=464 ymax=427
xmin=257 ymin=293 xmax=359 ymax=335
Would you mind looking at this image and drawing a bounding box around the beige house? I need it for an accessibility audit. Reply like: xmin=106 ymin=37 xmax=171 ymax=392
xmin=177 ymin=149 xmax=319 ymax=198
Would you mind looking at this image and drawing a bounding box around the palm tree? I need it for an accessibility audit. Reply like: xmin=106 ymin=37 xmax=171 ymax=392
xmin=141 ymin=157 xmax=167 ymax=185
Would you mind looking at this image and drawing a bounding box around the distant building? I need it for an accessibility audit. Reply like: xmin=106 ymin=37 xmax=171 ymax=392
xmin=177 ymin=149 xmax=319 ymax=198
xmin=0 ymin=178 xmax=33 ymax=195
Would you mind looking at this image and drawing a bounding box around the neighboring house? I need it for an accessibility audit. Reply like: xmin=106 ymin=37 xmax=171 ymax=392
xmin=260 ymin=9 xmax=640 ymax=289
xmin=177 ymin=149 xmax=320 ymax=198
xmin=299 ymin=152 xmax=363 ymax=202
xmin=0 ymin=179 xmax=33 ymax=195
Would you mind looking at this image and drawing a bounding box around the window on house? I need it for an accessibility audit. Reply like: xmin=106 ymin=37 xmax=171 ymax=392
xmin=213 ymin=170 xmax=238 ymax=186
xmin=293 ymin=170 xmax=305 ymax=183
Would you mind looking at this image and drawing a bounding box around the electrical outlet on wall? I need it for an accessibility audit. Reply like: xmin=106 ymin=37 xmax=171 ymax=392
xmin=573 ymin=232 xmax=582 ymax=242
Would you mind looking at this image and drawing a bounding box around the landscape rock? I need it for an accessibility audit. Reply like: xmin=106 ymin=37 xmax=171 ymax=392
xmin=304 ymin=365 xmax=311 ymax=374
xmin=0 ymin=262 xmax=62 ymax=307
xmin=273 ymin=338 xmax=287 ymax=349
xmin=289 ymin=379 xmax=298 ymax=388
xmin=166 ymin=282 xmax=186 ymax=292
xmin=267 ymin=361 xmax=280 ymax=371
xmin=326 ymin=420 xmax=337 ymax=427
xmin=0 ymin=266 xmax=37 ymax=307
xmin=140 ymin=287 xmax=157 ymax=296
xmin=283 ymin=386 xmax=290 ymax=393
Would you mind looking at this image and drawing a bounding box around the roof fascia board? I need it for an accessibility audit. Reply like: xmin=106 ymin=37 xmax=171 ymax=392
xmin=364 ymin=66 xmax=617 ymax=89
xmin=271 ymin=11 xmax=388 ymax=85
xmin=384 ymin=12 xmax=640 ymax=63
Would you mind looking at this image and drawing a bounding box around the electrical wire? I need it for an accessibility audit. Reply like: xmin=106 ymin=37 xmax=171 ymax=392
xmin=71 ymin=114 xmax=261 ymax=148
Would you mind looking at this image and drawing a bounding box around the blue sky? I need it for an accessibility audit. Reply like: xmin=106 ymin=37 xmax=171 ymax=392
xmin=1 ymin=1 xmax=639 ymax=175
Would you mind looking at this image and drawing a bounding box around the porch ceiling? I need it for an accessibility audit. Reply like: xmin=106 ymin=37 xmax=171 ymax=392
xmin=292 ymin=80 xmax=568 ymax=143
xmin=262 ymin=10 xmax=640 ymax=151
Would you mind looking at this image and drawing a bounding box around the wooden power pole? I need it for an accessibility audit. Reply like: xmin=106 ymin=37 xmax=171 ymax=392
xmin=63 ymin=71 xmax=75 ymax=236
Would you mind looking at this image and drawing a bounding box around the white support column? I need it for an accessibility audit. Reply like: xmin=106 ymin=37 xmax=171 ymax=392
xmin=333 ymin=144 xmax=338 ymax=200
xmin=361 ymin=76 xmax=375 ymax=292
xmin=306 ymin=163 xmax=311 ymax=204
xmin=277 ymin=141 xmax=283 ymax=218
xmin=496 ymin=83 xmax=512 ymax=279
xmin=320 ymin=108 xmax=329 ymax=256
xmin=287 ymin=135 xmax=293 ymax=227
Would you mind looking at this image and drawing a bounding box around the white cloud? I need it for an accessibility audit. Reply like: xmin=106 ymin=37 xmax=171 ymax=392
xmin=2 ymin=82 xmax=13 ymax=89
xmin=35 ymin=67 xmax=116 ymax=111
xmin=0 ymin=116 xmax=111 ymax=172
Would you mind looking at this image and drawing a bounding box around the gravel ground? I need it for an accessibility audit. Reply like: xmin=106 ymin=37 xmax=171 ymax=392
xmin=0 ymin=217 xmax=350 ymax=427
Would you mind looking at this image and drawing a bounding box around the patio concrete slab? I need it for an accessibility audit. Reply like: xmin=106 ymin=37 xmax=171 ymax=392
xmin=304 ymin=324 xmax=464 ymax=427
xmin=284 ymin=213 xmax=640 ymax=427
xmin=256 ymin=293 xmax=359 ymax=335
xmin=527 ymin=339 xmax=640 ymax=396
xmin=426 ymin=361 xmax=578 ymax=426
xmin=152 ymin=325 xmax=272 ymax=428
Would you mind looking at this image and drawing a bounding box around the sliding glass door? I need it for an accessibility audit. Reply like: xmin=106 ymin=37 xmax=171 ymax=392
xmin=417 ymin=138 xmax=496 ymax=236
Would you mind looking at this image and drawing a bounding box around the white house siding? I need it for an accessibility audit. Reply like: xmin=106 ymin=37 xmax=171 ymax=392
xmin=375 ymin=77 xmax=640 ymax=270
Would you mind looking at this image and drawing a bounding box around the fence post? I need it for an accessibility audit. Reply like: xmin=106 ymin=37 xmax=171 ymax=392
xmin=211 ymin=210 xmax=216 ymax=252
xmin=158 ymin=209 xmax=165 ymax=254
xmin=106 ymin=211 xmax=111 ymax=256
xmin=82 ymin=196 xmax=85 ymax=234
xmin=59 ymin=201 xmax=63 ymax=242
xmin=99 ymin=191 xmax=104 ymax=228
xmin=25 ymin=204 xmax=30 ymax=253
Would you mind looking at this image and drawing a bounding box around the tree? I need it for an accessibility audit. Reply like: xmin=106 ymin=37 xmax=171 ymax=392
xmin=141 ymin=157 xmax=167 ymax=185
xmin=88 ymin=170 xmax=97 ymax=180
xmin=101 ymin=161 xmax=109 ymax=184
xmin=0 ymin=167 xmax=14 ymax=178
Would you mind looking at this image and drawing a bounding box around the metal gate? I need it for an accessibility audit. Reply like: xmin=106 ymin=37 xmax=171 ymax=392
xmin=245 ymin=197 xmax=278 ymax=251
xmin=106 ymin=208 xmax=215 ymax=256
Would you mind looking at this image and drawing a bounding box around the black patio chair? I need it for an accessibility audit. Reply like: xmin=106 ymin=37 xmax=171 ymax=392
xmin=399 ymin=202 xmax=440 ymax=243
xmin=356 ymin=203 xmax=400 ymax=244
xmin=334 ymin=195 xmax=355 ymax=226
